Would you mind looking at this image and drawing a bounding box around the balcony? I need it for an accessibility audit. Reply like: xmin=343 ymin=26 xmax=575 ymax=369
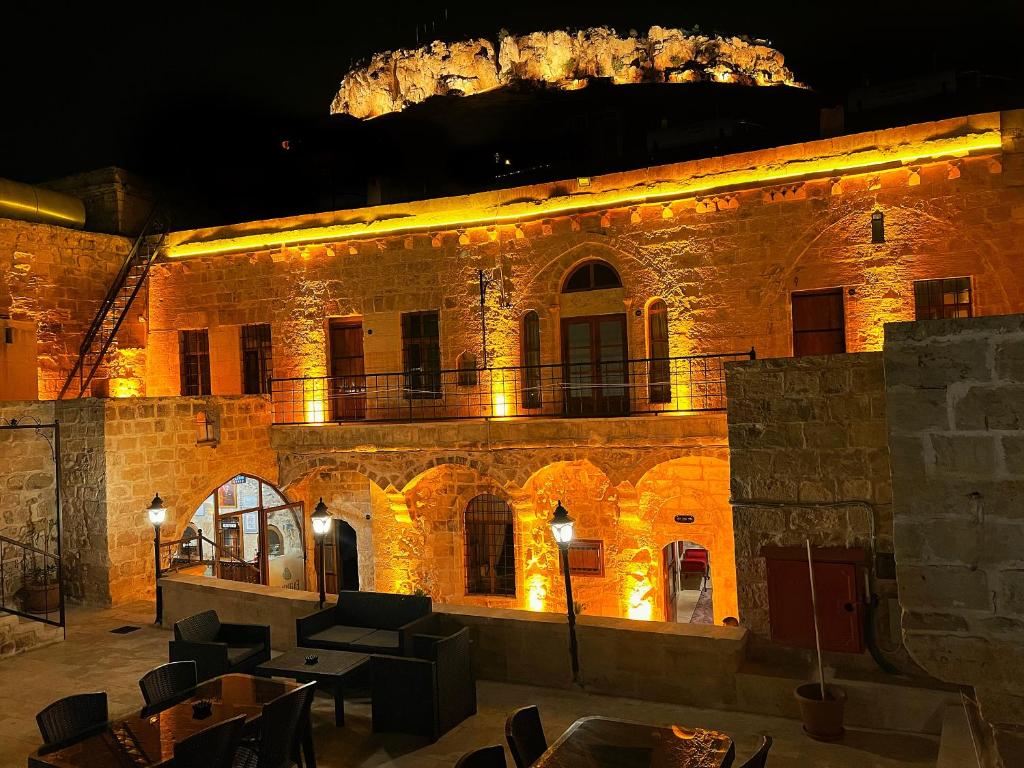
xmin=269 ymin=351 xmax=753 ymax=426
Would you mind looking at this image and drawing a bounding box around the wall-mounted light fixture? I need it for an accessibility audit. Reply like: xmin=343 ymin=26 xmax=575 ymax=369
xmin=871 ymin=210 xmax=885 ymax=243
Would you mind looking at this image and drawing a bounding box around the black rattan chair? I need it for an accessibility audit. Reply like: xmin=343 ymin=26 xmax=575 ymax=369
xmin=139 ymin=660 xmax=198 ymax=707
xmin=737 ymin=735 xmax=773 ymax=768
xmin=505 ymin=706 xmax=547 ymax=768
xmin=174 ymin=715 xmax=246 ymax=768
xmin=455 ymin=745 xmax=507 ymax=768
xmin=232 ymin=682 xmax=316 ymax=768
xmin=36 ymin=692 xmax=108 ymax=746
xmin=170 ymin=610 xmax=271 ymax=681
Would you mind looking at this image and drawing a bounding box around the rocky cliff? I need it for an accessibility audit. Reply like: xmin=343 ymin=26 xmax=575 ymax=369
xmin=331 ymin=26 xmax=802 ymax=119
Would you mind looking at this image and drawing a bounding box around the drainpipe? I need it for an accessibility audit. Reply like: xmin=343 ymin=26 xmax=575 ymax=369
xmin=0 ymin=178 xmax=86 ymax=228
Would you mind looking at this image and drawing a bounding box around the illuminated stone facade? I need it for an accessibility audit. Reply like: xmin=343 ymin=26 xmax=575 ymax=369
xmin=3 ymin=110 xmax=1024 ymax=635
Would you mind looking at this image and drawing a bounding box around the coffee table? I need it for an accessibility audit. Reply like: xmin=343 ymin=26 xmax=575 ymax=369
xmin=256 ymin=648 xmax=370 ymax=726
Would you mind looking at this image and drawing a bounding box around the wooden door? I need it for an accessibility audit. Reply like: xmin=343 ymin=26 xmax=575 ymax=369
xmin=329 ymin=320 xmax=366 ymax=420
xmin=765 ymin=548 xmax=864 ymax=653
xmin=792 ymin=289 xmax=846 ymax=356
xmin=561 ymin=314 xmax=629 ymax=416
xmin=320 ymin=521 xmax=359 ymax=594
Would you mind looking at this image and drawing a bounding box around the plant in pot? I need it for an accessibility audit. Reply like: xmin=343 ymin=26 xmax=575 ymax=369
xmin=25 ymin=563 xmax=60 ymax=615
xmin=794 ymin=539 xmax=846 ymax=740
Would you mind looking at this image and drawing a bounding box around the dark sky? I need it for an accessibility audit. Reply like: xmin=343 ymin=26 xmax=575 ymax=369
xmin=3 ymin=1 xmax=1022 ymax=184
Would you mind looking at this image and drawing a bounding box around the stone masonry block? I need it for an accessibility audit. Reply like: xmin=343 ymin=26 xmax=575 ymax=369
xmin=899 ymin=564 xmax=993 ymax=612
xmin=885 ymin=339 xmax=991 ymax=389
xmin=954 ymin=385 xmax=1024 ymax=431
xmin=994 ymin=335 xmax=1024 ymax=381
xmin=997 ymin=569 xmax=1024 ymax=617
xmin=885 ymin=387 xmax=950 ymax=432
xmin=931 ymin=434 xmax=998 ymax=475
xmin=1004 ymin=436 xmax=1024 ymax=476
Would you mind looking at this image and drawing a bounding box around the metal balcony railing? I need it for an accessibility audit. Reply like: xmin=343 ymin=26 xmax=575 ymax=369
xmin=270 ymin=350 xmax=753 ymax=425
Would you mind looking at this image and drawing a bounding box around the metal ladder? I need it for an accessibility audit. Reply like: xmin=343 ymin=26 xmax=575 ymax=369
xmin=58 ymin=209 xmax=169 ymax=400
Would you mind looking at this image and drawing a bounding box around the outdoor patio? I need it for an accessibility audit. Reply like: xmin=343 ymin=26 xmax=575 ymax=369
xmin=0 ymin=603 xmax=941 ymax=768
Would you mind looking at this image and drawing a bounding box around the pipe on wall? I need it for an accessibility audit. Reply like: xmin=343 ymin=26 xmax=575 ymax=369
xmin=0 ymin=177 xmax=86 ymax=228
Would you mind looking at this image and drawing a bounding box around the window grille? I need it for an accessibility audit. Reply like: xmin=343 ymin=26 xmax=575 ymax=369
xmin=914 ymin=277 xmax=972 ymax=320
xmin=465 ymin=494 xmax=516 ymax=596
xmin=180 ymin=329 xmax=211 ymax=396
xmin=241 ymin=323 xmax=273 ymax=394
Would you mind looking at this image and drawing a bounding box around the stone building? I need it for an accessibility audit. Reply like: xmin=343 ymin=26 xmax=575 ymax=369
xmin=2 ymin=109 xmax=1023 ymax=675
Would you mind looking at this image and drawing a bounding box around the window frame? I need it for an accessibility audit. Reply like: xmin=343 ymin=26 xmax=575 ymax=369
xmin=521 ymin=310 xmax=542 ymax=409
xmin=646 ymin=299 xmax=671 ymax=404
xmin=567 ymin=539 xmax=605 ymax=577
xmin=401 ymin=310 xmax=442 ymax=400
xmin=241 ymin=323 xmax=273 ymax=395
xmin=791 ymin=288 xmax=846 ymax=357
xmin=464 ymin=493 xmax=516 ymax=597
xmin=913 ymin=276 xmax=973 ymax=321
xmin=179 ymin=329 xmax=211 ymax=396
xmin=562 ymin=260 xmax=623 ymax=293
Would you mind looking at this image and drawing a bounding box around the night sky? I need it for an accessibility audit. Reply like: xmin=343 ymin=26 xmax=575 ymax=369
xmin=3 ymin=1 xmax=1022 ymax=185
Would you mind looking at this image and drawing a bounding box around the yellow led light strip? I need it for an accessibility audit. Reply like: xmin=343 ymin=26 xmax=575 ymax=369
xmin=164 ymin=131 xmax=1002 ymax=259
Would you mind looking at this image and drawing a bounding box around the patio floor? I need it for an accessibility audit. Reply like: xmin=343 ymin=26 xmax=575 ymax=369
xmin=0 ymin=603 xmax=940 ymax=767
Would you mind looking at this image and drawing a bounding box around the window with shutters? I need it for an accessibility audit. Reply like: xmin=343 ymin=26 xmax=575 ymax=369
xmin=568 ymin=540 xmax=604 ymax=576
xmin=791 ymin=289 xmax=845 ymax=357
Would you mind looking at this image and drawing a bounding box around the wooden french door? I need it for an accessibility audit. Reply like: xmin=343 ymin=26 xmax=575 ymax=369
xmin=560 ymin=314 xmax=629 ymax=416
xmin=329 ymin=319 xmax=366 ymax=420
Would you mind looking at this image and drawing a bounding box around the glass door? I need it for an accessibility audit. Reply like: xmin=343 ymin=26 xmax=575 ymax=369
xmin=560 ymin=314 xmax=629 ymax=416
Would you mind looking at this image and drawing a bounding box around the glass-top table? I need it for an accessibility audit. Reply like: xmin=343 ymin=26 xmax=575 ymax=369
xmin=28 ymin=674 xmax=309 ymax=768
xmin=533 ymin=716 xmax=735 ymax=768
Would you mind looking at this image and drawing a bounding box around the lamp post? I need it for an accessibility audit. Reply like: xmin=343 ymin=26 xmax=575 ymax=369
xmin=311 ymin=498 xmax=333 ymax=610
xmin=549 ymin=500 xmax=579 ymax=684
xmin=147 ymin=492 xmax=167 ymax=625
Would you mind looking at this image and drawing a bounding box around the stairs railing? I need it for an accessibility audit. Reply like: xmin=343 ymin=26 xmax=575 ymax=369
xmin=58 ymin=208 xmax=170 ymax=400
xmin=0 ymin=533 xmax=65 ymax=628
xmin=159 ymin=530 xmax=262 ymax=585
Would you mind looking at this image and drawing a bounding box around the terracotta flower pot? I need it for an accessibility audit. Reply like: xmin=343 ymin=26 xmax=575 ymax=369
xmin=795 ymin=682 xmax=846 ymax=741
xmin=24 ymin=582 xmax=60 ymax=614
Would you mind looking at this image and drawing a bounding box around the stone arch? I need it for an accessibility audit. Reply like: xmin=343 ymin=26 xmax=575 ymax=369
xmin=398 ymin=454 xmax=494 ymax=494
xmin=173 ymin=471 xmax=287 ymax=541
xmin=636 ymin=455 xmax=737 ymax=624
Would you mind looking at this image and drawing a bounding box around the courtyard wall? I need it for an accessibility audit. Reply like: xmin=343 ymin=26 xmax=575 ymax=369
xmin=884 ymin=313 xmax=1024 ymax=766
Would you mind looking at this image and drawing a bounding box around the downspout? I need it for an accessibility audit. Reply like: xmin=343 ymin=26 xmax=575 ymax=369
xmin=0 ymin=178 xmax=86 ymax=228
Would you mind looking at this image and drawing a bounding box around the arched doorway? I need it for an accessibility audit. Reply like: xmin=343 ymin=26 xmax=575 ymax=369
xmin=183 ymin=474 xmax=305 ymax=590
xmin=662 ymin=540 xmax=713 ymax=624
xmin=322 ymin=519 xmax=360 ymax=593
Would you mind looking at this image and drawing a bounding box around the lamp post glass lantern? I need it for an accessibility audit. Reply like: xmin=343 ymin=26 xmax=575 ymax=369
xmin=148 ymin=493 xmax=167 ymax=624
xmin=549 ymin=500 xmax=580 ymax=684
xmin=311 ymin=498 xmax=333 ymax=609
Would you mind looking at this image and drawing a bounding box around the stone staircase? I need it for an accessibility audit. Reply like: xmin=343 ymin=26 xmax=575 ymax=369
xmin=0 ymin=613 xmax=64 ymax=659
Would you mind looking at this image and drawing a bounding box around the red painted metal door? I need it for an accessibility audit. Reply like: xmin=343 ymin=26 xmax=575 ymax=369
xmin=766 ymin=554 xmax=863 ymax=653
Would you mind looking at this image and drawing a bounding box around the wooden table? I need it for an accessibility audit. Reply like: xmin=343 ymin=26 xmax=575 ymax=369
xmin=533 ymin=717 xmax=735 ymax=768
xmin=256 ymin=647 xmax=370 ymax=726
xmin=28 ymin=674 xmax=311 ymax=768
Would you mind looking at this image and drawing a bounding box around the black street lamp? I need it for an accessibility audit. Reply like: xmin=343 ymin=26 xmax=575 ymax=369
xmin=311 ymin=498 xmax=333 ymax=609
xmin=549 ymin=500 xmax=580 ymax=684
xmin=147 ymin=492 xmax=167 ymax=625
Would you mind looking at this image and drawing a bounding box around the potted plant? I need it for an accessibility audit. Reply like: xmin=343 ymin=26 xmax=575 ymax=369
xmin=24 ymin=563 xmax=60 ymax=614
xmin=794 ymin=539 xmax=846 ymax=740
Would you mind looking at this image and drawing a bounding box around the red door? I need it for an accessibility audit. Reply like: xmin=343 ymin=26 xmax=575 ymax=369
xmin=792 ymin=289 xmax=846 ymax=356
xmin=765 ymin=548 xmax=863 ymax=653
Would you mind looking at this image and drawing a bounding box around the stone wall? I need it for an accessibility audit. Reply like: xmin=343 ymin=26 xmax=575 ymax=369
xmin=726 ymin=353 xmax=898 ymax=652
xmin=150 ymin=113 xmax=1024 ymax=405
xmin=0 ymin=218 xmax=134 ymax=399
xmin=272 ymin=413 xmax=737 ymax=623
xmin=884 ymin=314 xmax=1024 ymax=766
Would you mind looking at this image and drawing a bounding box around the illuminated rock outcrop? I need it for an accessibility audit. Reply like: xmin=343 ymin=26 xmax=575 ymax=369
xmin=331 ymin=26 xmax=802 ymax=119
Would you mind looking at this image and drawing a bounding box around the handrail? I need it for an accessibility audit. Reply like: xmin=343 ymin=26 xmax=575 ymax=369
xmin=0 ymin=533 xmax=58 ymax=561
xmin=160 ymin=533 xmax=257 ymax=575
xmin=0 ymin=534 xmax=64 ymax=628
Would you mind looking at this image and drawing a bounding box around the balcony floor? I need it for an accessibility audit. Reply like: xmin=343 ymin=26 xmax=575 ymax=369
xmin=1 ymin=603 xmax=938 ymax=767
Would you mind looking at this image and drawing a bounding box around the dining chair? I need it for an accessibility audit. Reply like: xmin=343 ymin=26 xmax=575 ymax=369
xmin=139 ymin=660 xmax=198 ymax=707
xmin=174 ymin=715 xmax=247 ymax=768
xmin=505 ymin=706 xmax=547 ymax=768
xmin=232 ymin=681 xmax=316 ymax=768
xmin=36 ymin=692 xmax=108 ymax=746
xmin=736 ymin=735 xmax=773 ymax=768
xmin=455 ymin=745 xmax=506 ymax=768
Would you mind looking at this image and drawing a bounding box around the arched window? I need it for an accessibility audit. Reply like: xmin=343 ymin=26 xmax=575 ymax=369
xmin=266 ymin=526 xmax=284 ymax=557
xmin=521 ymin=311 xmax=542 ymax=409
xmin=562 ymin=260 xmax=622 ymax=293
xmin=647 ymin=299 xmax=671 ymax=403
xmin=465 ymin=494 xmax=516 ymax=596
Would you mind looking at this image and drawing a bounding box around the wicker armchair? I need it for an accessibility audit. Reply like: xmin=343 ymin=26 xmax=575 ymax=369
xmin=232 ymin=682 xmax=316 ymax=768
xmin=736 ymin=735 xmax=773 ymax=768
xmin=371 ymin=626 xmax=476 ymax=742
xmin=139 ymin=660 xmax=198 ymax=708
xmin=505 ymin=706 xmax=547 ymax=768
xmin=169 ymin=610 xmax=271 ymax=681
xmin=36 ymin=692 xmax=108 ymax=747
xmin=455 ymin=745 xmax=507 ymax=768
xmin=173 ymin=714 xmax=246 ymax=768
xmin=297 ymin=590 xmax=432 ymax=655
